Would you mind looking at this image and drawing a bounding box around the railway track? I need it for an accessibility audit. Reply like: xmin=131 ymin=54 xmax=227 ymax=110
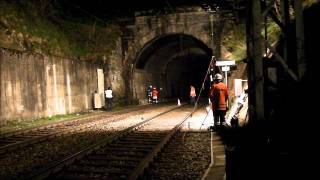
xmin=0 ymin=104 xmax=169 ymax=156
xmin=147 ymin=131 xmax=212 ymax=179
xmin=28 ymin=105 xmax=195 ymax=180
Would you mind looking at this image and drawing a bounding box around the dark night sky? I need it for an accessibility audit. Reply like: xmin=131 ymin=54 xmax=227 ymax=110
xmin=56 ymin=0 xmax=235 ymax=20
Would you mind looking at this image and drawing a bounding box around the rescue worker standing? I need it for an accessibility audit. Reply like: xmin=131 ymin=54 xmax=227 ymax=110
xmin=209 ymin=73 xmax=229 ymax=127
xmin=190 ymin=85 xmax=196 ymax=106
xmin=152 ymin=87 xmax=159 ymax=103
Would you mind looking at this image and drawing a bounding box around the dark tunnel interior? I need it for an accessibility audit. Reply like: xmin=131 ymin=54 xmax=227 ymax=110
xmin=135 ymin=33 xmax=212 ymax=100
xmin=166 ymin=54 xmax=210 ymax=100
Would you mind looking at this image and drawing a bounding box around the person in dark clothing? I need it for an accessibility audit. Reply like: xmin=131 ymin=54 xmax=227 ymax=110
xmin=105 ymin=87 xmax=113 ymax=111
xmin=147 ymin=85 xmax=152 ymax=103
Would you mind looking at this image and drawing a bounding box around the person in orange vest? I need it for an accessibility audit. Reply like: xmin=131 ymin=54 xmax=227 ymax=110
xmin=152 ymin=87 xmax=159 ymax=103
xmin=209 ymin=73 xmax=229 ymax=127
xmin=190 ymin=85 xmax=196 ymax=106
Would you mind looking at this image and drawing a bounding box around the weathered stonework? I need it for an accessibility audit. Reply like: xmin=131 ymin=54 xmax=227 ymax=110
xmin=103 ymin=39 xmax=126 ymax=105
xmin=122 ymin=10 xmax=222 ymax=101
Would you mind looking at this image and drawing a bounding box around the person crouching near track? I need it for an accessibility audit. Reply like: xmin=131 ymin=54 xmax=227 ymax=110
xmin=209 ymin=73 xmax=228 ymax=127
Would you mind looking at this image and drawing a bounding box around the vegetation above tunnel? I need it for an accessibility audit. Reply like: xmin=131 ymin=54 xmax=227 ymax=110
xmin=0 ymin=0 xmax=121 ymax=60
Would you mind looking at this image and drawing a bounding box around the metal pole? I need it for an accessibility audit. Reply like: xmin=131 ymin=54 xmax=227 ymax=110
xmin=249 ymin=0 xmax=264 ymax=121
xmin=254 ymin=0 xmax=265 ymax=121
xmin=294 ymin=0 xmax=306 ymax=79
xmin=280 ymin=0 xmax=290 ymax=62
xmin=225 ymin=70 xmax=228 ymax=86
xmin=225 ymin=70 xmax=229 ymax=108
xmin=210 ymin=13 xmax=214 ymax=52
xmin=210 ymin=130 xmax=214 ymax=165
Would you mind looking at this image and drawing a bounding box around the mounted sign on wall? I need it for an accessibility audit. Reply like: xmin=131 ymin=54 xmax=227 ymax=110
xmin=215 ymin=60 xmax=235 ymax=86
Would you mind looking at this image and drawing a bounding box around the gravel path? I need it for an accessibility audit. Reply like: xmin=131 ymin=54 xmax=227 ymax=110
xmin=149 ymin=132 xmax=211 ymax=180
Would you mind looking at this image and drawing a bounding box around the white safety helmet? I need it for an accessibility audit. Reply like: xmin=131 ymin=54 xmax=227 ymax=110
xmin=214 ymin=73 xmax=223 ymax=80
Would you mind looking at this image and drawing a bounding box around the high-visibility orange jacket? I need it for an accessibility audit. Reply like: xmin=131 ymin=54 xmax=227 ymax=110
xmin=190 ymin=86 xmax=196 ymax=97
xmin=210 ymin=82 xmax=228 ymax=110
xmin=152 ymin=89 xmax=158 ymax=97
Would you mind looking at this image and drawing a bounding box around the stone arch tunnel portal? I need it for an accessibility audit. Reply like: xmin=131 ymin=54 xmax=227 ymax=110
xmin=134 ymin=33 xmax=212 ymax=101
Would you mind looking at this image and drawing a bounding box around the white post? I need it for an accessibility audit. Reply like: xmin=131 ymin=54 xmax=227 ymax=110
xmin=225 ymin=70 xmax=228 ymax=86
xmin=210 ymin=130 xmax=214 ymax=164
xmin=222 ymin=66 xmax=230 ymax=108
xmin=221 ymin=66 xmax=230 ymax=86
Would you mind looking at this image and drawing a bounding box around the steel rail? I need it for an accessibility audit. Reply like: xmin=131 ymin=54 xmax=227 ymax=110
xmin=0 ymin=104 xmax=154 ymax=138
xmin=28 ymin=105 xmax=183 ymax=180
xmin=128 ymin=109 xmax=194 ymax=179
xmin=0 ymin=104 xmax=166 ymax=155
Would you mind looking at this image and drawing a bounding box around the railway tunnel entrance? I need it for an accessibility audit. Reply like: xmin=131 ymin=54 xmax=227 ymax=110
xmin=133 ymin=33 xmax=212 ymax=102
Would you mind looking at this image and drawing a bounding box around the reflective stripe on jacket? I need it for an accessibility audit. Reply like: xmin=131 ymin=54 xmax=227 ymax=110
xmin=210 ymin=82 xmax=228 ymax=110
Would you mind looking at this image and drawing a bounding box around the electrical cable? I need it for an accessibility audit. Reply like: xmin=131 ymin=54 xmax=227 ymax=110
xmin=199 ymin=108 xmax=211 ymax=130
xmin=62 ymin=1 xmax=109 ymax=25
xmin=191 ymin=56 xmax=216 ymax=116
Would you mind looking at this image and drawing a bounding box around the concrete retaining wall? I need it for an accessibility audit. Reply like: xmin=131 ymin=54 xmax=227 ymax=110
xmin=0 ymin=48 xmax=104 ymax=123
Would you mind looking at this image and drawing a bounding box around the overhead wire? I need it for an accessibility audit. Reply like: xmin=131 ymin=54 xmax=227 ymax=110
xmin=62 ymin=1 xmax=109 ymax=25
